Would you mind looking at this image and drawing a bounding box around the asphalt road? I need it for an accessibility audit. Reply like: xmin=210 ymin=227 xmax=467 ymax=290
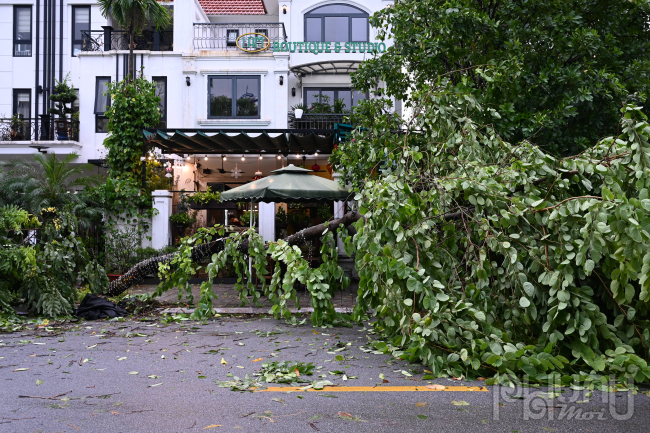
xmin=1 ymin=315 xmax=648 ymax=433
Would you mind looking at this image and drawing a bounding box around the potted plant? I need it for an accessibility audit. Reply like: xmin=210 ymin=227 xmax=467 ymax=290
xmin=289 ymin=210 xmax=311 ymax=231
xmin=333 ymin=98 xmax=349 ymax=114
xmin=10 ymin=114 xmax=26 ymax=141
xmin=169 ymin=212 xmax=196 ymax=237
xmin=188 ymin=186 xmax=221 ymax=208
xmin=291 ymin=103 xmax=306 ymax=119
xmin=48 ymin=73 xmax=77 ymax=141
xmin=316 ymin=203 xmax=332 ymax=223
xmin=240 ymin=210 xmax=257 ymax=227
xmin=275 ymin=206 xmax=288 ymax=229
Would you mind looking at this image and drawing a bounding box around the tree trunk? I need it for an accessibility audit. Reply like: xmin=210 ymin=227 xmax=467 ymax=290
xmin=104 ymin=211 xmax=363 ymax=297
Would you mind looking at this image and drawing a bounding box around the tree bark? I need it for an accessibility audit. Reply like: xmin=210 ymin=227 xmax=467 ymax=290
xmin=284 ymin=211 xmax=362 ymax=246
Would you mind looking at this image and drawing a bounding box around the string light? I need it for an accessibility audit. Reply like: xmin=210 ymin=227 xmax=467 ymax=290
xmin=314 ymin=151 xmax=319 ymax=156
xmin=241 ymin=156 xmax=245 ymax=161
xmin=259 ymin=155 xmax=263 ymax=160
xmin=277 ymin=155 xmax=282 ymax=160
xmin=223 ymin=156 xmax=227 ymax=161
xmin=204 ymin=156 xmax=208 ymax=160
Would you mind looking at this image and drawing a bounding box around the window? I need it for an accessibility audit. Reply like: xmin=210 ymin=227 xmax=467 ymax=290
xmin=13 ymin=89 xmax=31 ymax=119
xmin=12 ymin=89 xmax=31 ymax=139
xmin=94 ymin=77 xmax=110 ymax=133
xmin=226 ymin=30 xmax=239 ymax=47
xmin=72 ymin=89 xmax=80 ymax=116
xmin=303 ymin=87 xmax=366 ymax=113
xmin=304 ymin=4 xmax=368 ymax=42
xmin=152 ymin=77 xmax=167 ymax=128
xmin=14 ymin=6 xmax=32 ymax=57
xmin=72 ymin=6 xmax=90 ymax=56
xmin=208 ymin=76 xmax=260 ymax=119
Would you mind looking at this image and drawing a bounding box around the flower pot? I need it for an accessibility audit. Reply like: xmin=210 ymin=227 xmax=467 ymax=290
xmin=11 ymin=129 xmax=25 ymax=141
xmin=56 ymin=120 xmax=69 ymax=140
xmin=107 ymin=274 xmax=123 ymax=282
xmin=294 ymin=108 xmax=304 ymax=119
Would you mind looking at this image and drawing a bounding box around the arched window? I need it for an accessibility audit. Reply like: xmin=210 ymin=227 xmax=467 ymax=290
xmin=305 ymin=3 xmax=368 ymax=43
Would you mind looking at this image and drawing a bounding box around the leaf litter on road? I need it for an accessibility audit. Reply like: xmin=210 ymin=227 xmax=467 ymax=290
xmin=338 ymin=412 xmax=366 ymax=422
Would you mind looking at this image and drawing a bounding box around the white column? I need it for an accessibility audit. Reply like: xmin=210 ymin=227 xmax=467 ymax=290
xmin=273 ymin=53 xmax=290 ymax=129
xmin=151 ymin=190 xmax=173 ymax=250
xmin=259 ymin=202 xmax=277 ymax=242
xmin=277 ymin=0 xmax=292 ymax=38
xmin=332 ymin=172 xmax=347 ymax=255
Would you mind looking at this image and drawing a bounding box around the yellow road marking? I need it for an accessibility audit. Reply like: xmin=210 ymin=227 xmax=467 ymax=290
xmin=255 ymin=386 xmax=488 ymax=392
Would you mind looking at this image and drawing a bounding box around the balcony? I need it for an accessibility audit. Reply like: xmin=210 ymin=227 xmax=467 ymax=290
xmin=81 ymin=27 xmax=173 ymax=52
xmin=288 ymin=113 xmax=350 ymax=130
xmin=193 ymin=23 xmax=286 ymax=51
xmin=0 ymin=117 xmax=80 ymax=143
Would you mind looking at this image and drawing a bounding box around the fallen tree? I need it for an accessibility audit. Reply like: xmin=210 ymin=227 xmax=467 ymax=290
xmin=105 ymin=211 xmax=362 ymax=298
xmin=329 ymin=91 xmax=650 ymax=389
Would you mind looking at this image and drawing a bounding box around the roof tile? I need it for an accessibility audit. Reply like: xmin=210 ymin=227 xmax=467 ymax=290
xmin=198 ymin=0 xmax=266 ymax=15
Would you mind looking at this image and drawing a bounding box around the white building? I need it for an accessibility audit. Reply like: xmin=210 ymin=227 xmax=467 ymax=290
xmin=0 ymin=0 xmax=394 ymax=246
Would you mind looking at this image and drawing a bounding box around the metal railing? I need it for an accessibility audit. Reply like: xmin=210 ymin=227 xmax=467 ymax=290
xmin=288 ymin=113 xmax=350 ymax=130
xmin=193 ymin=23 xmax=287 ymax=50
xmin=81 ymin=26 xmax=173 ymax=52
xmin=0 ymin=117 xmax=80 ymax=142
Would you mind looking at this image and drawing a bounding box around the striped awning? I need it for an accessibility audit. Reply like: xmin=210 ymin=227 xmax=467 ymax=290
xmin=143 ymin=129 xmax=336 ymax=155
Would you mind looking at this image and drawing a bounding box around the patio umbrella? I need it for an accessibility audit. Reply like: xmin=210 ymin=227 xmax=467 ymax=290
xmin=219 ymin=164 xmax=351 ymax=203
xmin=220 ymin=164 xmax=351 ymax=276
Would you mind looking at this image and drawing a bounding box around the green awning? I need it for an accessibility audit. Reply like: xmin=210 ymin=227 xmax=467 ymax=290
xmin=220 ymin=165 xmax=351 ymax=203
xmin=143 ymin=129 xmax=336 ymax=155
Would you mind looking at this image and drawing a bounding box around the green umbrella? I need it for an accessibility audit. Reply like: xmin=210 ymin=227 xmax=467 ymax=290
xmin=220 ymin=164 xmax=351 ymax=203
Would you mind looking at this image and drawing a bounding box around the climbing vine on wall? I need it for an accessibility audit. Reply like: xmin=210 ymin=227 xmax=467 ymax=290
xmin=104 ymin=74 xmax=161 ymax=180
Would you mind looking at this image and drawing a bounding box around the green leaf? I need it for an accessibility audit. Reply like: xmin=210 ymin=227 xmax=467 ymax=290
xmin=522 ymin=282 xmax=535 ymax=297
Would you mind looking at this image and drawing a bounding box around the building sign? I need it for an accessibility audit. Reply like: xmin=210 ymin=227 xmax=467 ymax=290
xmin=236 ymin=33 xmax=387 ymax=55
xmin=236 ymin=33 xmax=271 ymax=53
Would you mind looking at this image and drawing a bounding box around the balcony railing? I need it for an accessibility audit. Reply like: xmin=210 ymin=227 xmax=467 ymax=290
xmin=81 ymin=26 xmax=173 ymax=52
xmin=193 ymin=23 xmax=287 ymax=50
xmin=0 ymin=117 xmax=80 ymax=142
xmin=288 ymin=113 xmax=351 ymax=130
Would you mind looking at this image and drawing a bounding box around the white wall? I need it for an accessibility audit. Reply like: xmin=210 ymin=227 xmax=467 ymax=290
xmin=1 ymin=0 xmax=394 ymax=163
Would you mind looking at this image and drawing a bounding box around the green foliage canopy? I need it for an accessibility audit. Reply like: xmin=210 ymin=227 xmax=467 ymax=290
xmin=0 ymin=153 xmax=103 ymax=230
xmin=0 ymin=207 xmax=108 ymax=317
xmin=104 ymin=76 xmax=161 ymax=180
xmin=354 ymin=0 xmax=650 ymax=155
xmin=333 ymin=84 xmax=650 ymax=387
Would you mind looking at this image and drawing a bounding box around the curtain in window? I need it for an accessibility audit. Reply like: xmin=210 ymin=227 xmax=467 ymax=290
xmin=16 ymin=92 xmax=30 ymax=119
xmin=73 ymin=7 xmax=90 ymax=55
xmin=16 ymin=8 xmax=31 ymax=40
xmin=94 ymin=78 xmax=110 ymax=114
